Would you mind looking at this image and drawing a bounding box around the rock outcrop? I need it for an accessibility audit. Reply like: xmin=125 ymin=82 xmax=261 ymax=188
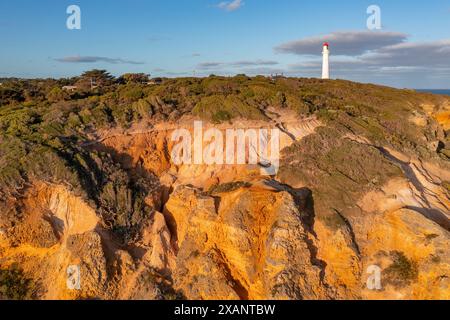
xmin=164 ymin=183 xmax=327 ymax=300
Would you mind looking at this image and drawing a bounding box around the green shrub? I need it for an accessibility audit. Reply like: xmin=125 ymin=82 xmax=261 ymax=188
xmin=46 ymin=87 xmax=68 ymax=103
xmin=211 ymin=110 xmax=232 ymax=123
xmin=120 ymin=85 xmax=144 ymax=102
xmin=0 ymin=264 xmax=36 ymax=300
xmin=193 ymin=94 xmax=265 ymax=123
xmin=132 ymin=99 xmax=153 ymax=119
xmin=208 ymin=181 xmax=251 ymax=195
xmin=384 ymin=251 xmax=419 ymax=288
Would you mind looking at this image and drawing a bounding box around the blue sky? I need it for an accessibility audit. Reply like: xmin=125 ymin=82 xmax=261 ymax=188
xmin=0 ymin=0 xmax=449 ymax=88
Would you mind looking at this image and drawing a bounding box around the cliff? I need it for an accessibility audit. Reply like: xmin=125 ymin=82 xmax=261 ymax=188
xmin=0 ymin=76 xmax=449 ymax=300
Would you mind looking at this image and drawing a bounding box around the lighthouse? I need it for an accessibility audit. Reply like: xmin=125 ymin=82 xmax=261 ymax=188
xmin=322 ymin=42 xmax=330 ymax=79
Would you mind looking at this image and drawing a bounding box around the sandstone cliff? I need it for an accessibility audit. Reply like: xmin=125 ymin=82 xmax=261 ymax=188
xmin=0 ymin=77 xmax=449 ymax=300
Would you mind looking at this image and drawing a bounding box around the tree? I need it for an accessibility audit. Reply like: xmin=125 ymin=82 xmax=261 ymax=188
xmin=75 ymin=70 xmax=115 ymax=90
xmin=118 ymin=73 xmax=150 ymax=84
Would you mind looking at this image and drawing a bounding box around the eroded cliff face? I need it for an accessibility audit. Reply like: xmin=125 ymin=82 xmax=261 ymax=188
xmin=0 ymin=182 xmax=105 ymax=299
xmin=0 ymin=100 xmax=449 ymax=300
xmin=165 ymin=183 xmax=328 ymax=300
xmin=0 ymin=181 xmax=179 ymax=300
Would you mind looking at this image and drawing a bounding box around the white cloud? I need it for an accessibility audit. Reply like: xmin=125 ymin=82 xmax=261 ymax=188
xmin=274 ymin=30 xmax=450 ymax=84
xmin=275 ymin=31 xmax=408 ymax=56
xmin=285 ymin=39 xmax=450 ymax=81
xmin=55 ymin=55 xmax=145 ymax=65
xmin=197 ymin=60 xmax=278 ymax=69
xmin=198 ymin=62 xmax=224 ymax=69
xmin=363 ymin=40 xmax=450 ymax=67
xmin=217 ymin=0 xmax=244 ymax=12
xmin=230 ymin=60 xmax=278 ymax=67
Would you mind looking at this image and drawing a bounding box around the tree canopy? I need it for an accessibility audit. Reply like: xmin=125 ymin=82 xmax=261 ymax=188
xmin=75 ymin=69 xmax=115 ymax=90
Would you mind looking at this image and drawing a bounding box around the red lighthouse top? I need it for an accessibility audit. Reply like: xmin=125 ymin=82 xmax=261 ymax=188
xmin=323 ymin=42 xmax=329 ymax=47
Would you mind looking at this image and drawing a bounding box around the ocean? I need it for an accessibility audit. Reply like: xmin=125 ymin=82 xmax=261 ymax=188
xmin=416 ymin=89 xmax=450 ymax=96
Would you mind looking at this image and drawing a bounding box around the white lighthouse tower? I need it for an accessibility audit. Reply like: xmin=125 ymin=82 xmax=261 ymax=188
xmin=322 ymin=42 xmax=330 ymax=79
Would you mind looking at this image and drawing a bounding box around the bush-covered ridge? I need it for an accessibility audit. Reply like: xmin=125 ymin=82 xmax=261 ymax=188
xmin=1 ymin=71 xmax=449 ymax=243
